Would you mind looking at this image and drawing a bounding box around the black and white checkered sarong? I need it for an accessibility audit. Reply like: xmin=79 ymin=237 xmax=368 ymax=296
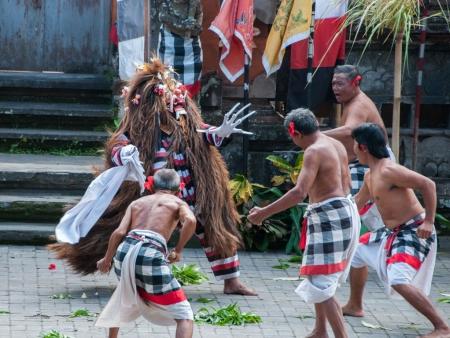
xmin=349 ymin=159 xmax=369 ymax=196
xmin=158 ymin=27 xmax=202 ymax=86
xmin=301 ymin=197 xmax=358 ymax=276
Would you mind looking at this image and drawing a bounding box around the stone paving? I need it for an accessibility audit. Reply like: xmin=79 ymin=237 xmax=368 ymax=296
xmin=1 ymin=245 xmax=450 ymax=338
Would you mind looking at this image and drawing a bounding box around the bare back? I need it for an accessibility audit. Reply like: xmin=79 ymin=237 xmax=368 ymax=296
xmin=128 ymin=192 xmax=190 ymax=241
xmin=305 ymin=134 xmax=350 ymax=203
xmin=342 ymin=92 xmax=386 ymax=161
xmin=366 ymin=160 xmax=424 ymax=228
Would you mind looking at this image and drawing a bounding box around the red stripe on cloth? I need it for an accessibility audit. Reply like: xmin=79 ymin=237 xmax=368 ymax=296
xmin=291 ymin=16 xmax=346 ymax=69
xmin=138 ymin=287 xmax=187 ymax=305
xmin=359 ymin=232 xmax=371 ymax=244
xmin=211 ymin=260 xmax=240 ymax=272
xmin=184 ymin=81 xmax=201 ymax=97
xmin=300 ymin=260 xmax=348 ymax=275
xmin=386 ymin=253 xmax=422 ymax=270
xmin=359 ymin=202 xmax=372 ymax=216
xmin=299 ymin=218 xmax=308 ymax=251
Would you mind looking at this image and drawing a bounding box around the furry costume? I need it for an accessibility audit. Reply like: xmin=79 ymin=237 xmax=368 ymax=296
xmin=49 ymin=60 xmax=241 ymax=275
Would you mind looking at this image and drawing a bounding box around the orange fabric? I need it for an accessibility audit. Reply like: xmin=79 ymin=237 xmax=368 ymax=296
xmin=209 ymin=0 xmax=253 ymax=82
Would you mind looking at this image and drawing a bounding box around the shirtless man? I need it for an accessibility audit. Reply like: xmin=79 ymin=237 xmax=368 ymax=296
xmin=346 ymin=123 xmax=450 ymax=338
xmin=96 ymin=169 xmax=196 ymax=338
xmin=324 ymin=64 xmax=390 ymax=195
xmin=248 ymin=108 xmax=360 ymax=338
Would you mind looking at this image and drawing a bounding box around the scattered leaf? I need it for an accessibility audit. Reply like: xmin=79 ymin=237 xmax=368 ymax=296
xmin=41 ymin=330 xmax=72 ymax=338
xmin=272 ymin=277 xmax=300 ymax=281
xmin=0 ymin=310 xmax=10 ymax=314
xmin=69 ymin=308 xmax=94 ymax=318
xmin=361 ymin=320 xmax=392 ymax=331
xmin=51 ymin=293 xmax=73 ymax=300
xmin=48 ymin=263 xmax=56 ymax=270
xmin=287 ymin=255 xmax=302 ymax=263
xmin=272 ymin=259 xmax=290 ymax=270
xmin=172 ymin=264 xmax=209 ymax=286
xmin=296 ymin=314 xmax=315 ymax=319
xmin=194 ymin=303 xmax=262 ymax=326
xmin=195 ymin=297 xmax=215 ymax=304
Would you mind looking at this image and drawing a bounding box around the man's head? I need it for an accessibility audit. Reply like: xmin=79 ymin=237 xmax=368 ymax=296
xmin=352 ymin=123 xmax=389 ymax=165
xmin=332 ymin=65 xmax=361 ymax=103
xmin=153 ymin=169 xmax=181 ymax=194
xmin=284 ymin=108 xmax=319 ymax=148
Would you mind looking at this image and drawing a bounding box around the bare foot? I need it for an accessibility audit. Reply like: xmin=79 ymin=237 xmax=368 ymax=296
xmin=421 ymin=327 xmax=450 ymax=338
xmin=305 ymin=329 xmax=329 ymax=338
xmin=223 ymin=278 xmax=258 ymax=296
xmin=342 ymin=303 xmax=364 ymax=317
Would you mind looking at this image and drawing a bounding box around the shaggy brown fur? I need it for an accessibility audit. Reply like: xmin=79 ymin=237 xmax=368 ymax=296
xmin=48 ymin=59 xmax=241 ymax=275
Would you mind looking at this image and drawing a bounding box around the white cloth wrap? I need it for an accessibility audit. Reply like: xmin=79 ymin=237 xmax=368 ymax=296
xmin=295 ymin=195 xmax=360 ymax=303
xmin=351 ymin=231 xmax=437 ymax=298
xmin=55 ymin=146 xmax=145 ymax=244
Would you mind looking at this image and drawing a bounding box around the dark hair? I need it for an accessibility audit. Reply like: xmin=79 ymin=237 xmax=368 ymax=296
xmin=154 ymin=169 xmax=181 ymax=191
xmin=334 ymin=65 xmax=360 ymax=82
xmin=351 ymin=123 xmax=389 ymax=159
xmin=284 ymin=108 xmax=319 ymax=135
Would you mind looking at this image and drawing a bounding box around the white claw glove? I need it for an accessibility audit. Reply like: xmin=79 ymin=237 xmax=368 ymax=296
xmin=197 ymin=103 xmax=256 ymax=138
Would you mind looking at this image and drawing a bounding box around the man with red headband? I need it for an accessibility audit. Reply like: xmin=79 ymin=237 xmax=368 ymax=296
xmin=325 ymin=64 xmax=392 ymax=195
xmin=248 ymin=108 xmax=360 ymax=338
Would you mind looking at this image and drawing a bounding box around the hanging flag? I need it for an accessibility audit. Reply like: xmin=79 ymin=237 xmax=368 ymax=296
xmin=262 ymin=0 xmax=311 ymax=76
xmin=209 ymin=0 xmax=254 ymax=82
xmin=263 ymin=0 xmax=347 ymax=111
xmin=117 ymin=0 xmax=145 ymax=80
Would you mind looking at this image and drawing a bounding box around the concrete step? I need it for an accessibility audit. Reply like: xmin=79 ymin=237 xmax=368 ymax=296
xmin=0 ymin=222 xmax=56 ymax=245
xmin=0 ymin=101 xmax=113 ymax=118
xmin=0 ymin=128 xmax=108 ymax=142
xmin=0 ymin=190 xmax=81 ymax=222
xmin=0 ymin=153 xmax=101 ymax=190
xmin=0 ymin=71 xmax=111 ymax=91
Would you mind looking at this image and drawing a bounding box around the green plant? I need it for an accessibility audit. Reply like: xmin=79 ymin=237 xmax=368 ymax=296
xmin=171 ymin=264 xmax=209 ymax=286
xmin=229 ymin=152 xmax=307 ymax=254
xmin=51 ymin=293 xmax=73 ymax=300
xmin=196 ymin=297 xmax=215 ymax=304
xmin=69 ymin=308 xmax=94 ymax=318
xmin=194 ymin=303 xmax=262 ymax=326
xmin=272 ymin=258 xmax=290 ymax=270
xmin=41 ymin=330 xmax=72 ymax=338
xmin=435 ymin=213 xmax=450 ymax=229
xmin=0 ymin=310 xmax=9 ymax=314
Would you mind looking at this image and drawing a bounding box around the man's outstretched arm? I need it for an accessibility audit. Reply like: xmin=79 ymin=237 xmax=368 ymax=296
xmin=248 ymin=149 xmax=319 ymax=225
xmin=170 ymin=203 xmax=196 ymax=262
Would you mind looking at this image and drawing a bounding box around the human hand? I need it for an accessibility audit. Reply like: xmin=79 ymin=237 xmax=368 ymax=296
xmin=168 ymin=249 xmax=182 ymax=264
xmin=416 ymin=220 xmax=433 ymax=239
xmin=248 ymin=207 xmax=266 ymax=225
xmin=197 ymin=103 xmax=256 ymax=138
xmin=96 ymin=257 xmax=112 ymax=274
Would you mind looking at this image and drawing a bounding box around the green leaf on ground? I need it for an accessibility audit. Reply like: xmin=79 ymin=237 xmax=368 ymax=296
xmin=172 ymin=264 xmax=209 ymax=286
xmin=272 ymin=277 xmax=300 ymax=281
xmin=438 ymin=297 xmax=450 ymax=303
xmin=194 ymin=303 xmax=262 ymax=326
xmin=0 ymin=310 xmax=10 ymax=314
xmin=195 ymin=297 xmax=215 ymax=304
xmin=361 ymin=320 xmax=392 ymax=331
xmin=41 ymin=330 xmax=72 ymax=338
xmin=51 ymin=293 xmax=73 ymax=300
xmin=296 ymin=314 xmax=315 ymax=319
xmin=287 ymin=255 xmax=302 ymax=263
xmin=69 ymin=308 xmax=94 ymax=318
xmin=272 ymin=259 xmax=290 ymax=270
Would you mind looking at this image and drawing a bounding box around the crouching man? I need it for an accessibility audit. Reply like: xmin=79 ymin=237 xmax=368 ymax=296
xmin=96 ymin=169 xmax=196 ymax=338
xmin=344 ymin=123 xmax=450 ymax=338
xmin=248 ymin=108 xmax=360 ymax=338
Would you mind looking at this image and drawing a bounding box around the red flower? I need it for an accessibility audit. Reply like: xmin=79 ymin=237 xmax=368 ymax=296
xmin=48 ymin=263 xmax=56 ymax=270
xmin=288 ymin=121 xmax=296 ymax=137
xmin=144 ymin=176 xmax=154 ymax=191
xmin=352 ymin=74 xmax=362 ymax=87
xmin=179 ymin=182 xmax=186 ymax=191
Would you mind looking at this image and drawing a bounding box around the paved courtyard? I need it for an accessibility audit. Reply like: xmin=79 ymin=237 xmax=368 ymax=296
xmin=0 ymin=245 xmax=450 ymax=338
